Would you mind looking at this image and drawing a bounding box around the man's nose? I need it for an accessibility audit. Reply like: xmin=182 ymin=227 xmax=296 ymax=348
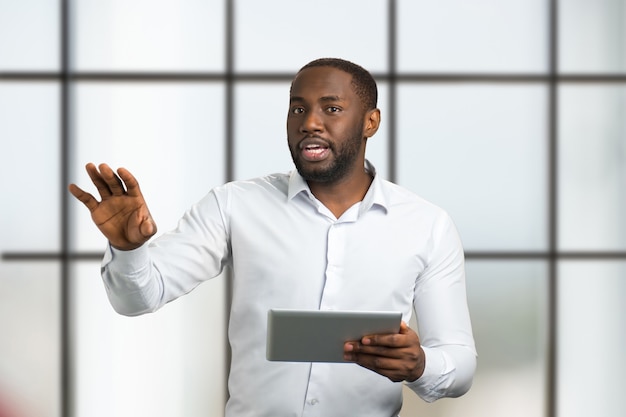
xmin=300 ymin=111 xmax=323 ymax=133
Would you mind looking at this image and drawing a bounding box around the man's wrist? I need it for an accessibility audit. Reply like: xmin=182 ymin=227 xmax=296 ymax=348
xmin=405 ymin=346 xmax=426 ymax=382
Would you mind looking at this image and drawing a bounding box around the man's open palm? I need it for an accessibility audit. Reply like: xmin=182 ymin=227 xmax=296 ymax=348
xmin=68 ymin=163 xmax=157 ymax=250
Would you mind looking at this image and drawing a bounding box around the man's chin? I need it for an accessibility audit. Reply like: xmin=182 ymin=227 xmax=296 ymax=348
xmin=297 ymin=168 xmax=331 ymax=183
xmin=297 ymin=163 xmax=351 ymax=184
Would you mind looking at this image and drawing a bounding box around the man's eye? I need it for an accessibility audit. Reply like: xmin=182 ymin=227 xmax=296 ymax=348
xmin=326 ymin=106 xmax=340 ymax=113
xmin=292 ymin=107 xmax=304 ymax=114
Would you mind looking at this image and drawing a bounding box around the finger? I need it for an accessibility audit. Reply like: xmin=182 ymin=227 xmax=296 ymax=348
xmin=98 ymin=163 xmax=126 ymax=196
xmin=362 ymin=321 xmax=413 ymax=348
xmin=117 ymin=167 xmax=142 ymax=197
xmin=354 ymin=343 xmax=404 ymax=360
xmin=68 ymin=183 xmax=99 ymax=212
xmin=350 ymin=352 xmax=407 ymax=382
xmin=349 ymin=347 xmax=420 ymax=382
xmin=84 ymin=162 xmax=114 ymax=199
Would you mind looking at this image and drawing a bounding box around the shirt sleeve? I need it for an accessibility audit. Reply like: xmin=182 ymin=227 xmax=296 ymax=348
xmin=406 ymin=211 xmax=477 ymax=401
xmin=101 ymin=189 xmax=231 ymax=316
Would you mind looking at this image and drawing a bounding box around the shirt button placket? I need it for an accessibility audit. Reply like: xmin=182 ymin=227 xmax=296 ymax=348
xmin=321 ymin=222 xmax=345 ymax=310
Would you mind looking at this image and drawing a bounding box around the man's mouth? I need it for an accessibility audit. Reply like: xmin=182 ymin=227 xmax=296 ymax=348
xmin=299 ymin=138 xmax=331 ymax=162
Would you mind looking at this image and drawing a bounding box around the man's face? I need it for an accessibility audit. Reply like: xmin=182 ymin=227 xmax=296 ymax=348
xmin=287 ymin=66 xmax=367 ymax=183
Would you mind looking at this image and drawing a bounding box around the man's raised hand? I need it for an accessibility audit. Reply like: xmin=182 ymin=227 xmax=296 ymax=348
xmin=68 ymin=163 xmax=157 ymax=251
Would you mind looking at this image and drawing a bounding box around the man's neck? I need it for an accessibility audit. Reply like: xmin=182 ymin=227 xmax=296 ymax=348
xmin=307 ymin=170 xmax=374 ymax=219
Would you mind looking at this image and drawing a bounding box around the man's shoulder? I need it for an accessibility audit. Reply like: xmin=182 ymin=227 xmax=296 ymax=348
xmin=379 ymin=179 xmax=444 ymax=211
xmin=213 ymin=172 xmax=292 ymax=198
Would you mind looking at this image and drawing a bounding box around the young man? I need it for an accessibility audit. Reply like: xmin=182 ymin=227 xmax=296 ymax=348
xmin=69 ymin=58 xmax=476 ymax=416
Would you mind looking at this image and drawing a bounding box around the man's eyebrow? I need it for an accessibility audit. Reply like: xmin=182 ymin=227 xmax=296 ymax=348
xmin=289 ymin=95 xmax=344 ymax=103
xmin=319 ymin=95 xmax=344 ymax=103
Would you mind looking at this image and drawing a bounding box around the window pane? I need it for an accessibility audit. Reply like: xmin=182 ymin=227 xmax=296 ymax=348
xmin=402 ymin=260 xmax=548 ymax=417
xmin=0 ymin=0 xmax=59 ymax=71
xmin=71 ymin=262 xmax=227 ymax=417
xmin=558 ymin=85 xmax=626 ymax=251
xmin=397 ymin=0 xmax=548 ymax=73
xmin=234 ymin=0 xmax=388 ymax=72
xmin=0 ymin=262 xmax=60 ymax=417
xmin=560 ymin=0 xmax=626 ymax=73
xmin=0 ymin=82 xmax=60 ymax=252
xmin=396 ymin=84 xmax=548 ymax=251
xmin=73 ymin=0 xmax=225 ymax=72
xmin=234 ymin=82 xmax=389 ymax=181
xmin=70 ymin=82 xmax=225 ymax=251
xmin=233 ymin=82 xmax=293 ymax=180
xmin=557 ymin=261 xmax=626 ymax=417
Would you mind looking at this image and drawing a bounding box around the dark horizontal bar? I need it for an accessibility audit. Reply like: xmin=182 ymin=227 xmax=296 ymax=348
xmin=3 ymin=251 xmax=626 ymax=262
xmin=2 ymin=71 xmax=626 ymax=83
xmin=1 ymin=252 xmax=105 ymax=261
xmin=466 ymin=251 xmax=626 ymax=260
xmin=392 ymin=73 xmax=626 ymax=83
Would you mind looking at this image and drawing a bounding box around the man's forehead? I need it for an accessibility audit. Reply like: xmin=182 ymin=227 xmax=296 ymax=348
xmin=290 ymin=67 xmax=353 ymax=98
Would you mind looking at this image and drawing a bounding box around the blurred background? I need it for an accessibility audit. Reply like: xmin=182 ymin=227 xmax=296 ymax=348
xmin=1 ymin=0 xmax=625 ymax=416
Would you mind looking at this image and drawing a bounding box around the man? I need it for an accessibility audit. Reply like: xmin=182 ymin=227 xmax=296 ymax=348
xmin=69 ymin=58 xmax=476 ymax=416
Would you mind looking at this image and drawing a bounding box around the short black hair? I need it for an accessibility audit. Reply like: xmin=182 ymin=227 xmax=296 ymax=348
xmin=297 ymin=58 xmax=378 ymax=111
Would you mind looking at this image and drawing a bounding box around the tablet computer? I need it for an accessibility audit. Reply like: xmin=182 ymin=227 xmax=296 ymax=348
xmin=266 ymin=308 xmax=402 ymax=362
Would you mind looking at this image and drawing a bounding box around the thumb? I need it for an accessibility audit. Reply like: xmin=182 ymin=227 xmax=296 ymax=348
xmin=139 ymin=217 xmax=157 ymax=238
xmin=399 ymin=321 xmax=410 ymax=334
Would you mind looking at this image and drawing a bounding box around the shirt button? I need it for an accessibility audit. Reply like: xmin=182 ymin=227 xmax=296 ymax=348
xmin=309 ymin=398 xmax=319 ymax=405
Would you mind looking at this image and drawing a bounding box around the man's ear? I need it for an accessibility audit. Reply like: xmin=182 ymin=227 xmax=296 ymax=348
xmin=363 ymin=108 xmax=381 ymax=138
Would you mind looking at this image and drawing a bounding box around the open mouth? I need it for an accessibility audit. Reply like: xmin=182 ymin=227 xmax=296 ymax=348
xmin=300 ymin=139 xmax=331 ymax=161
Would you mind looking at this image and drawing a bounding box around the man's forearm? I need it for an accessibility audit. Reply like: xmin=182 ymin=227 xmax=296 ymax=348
xmin=101 ymin=244 xmax=164 ymax=316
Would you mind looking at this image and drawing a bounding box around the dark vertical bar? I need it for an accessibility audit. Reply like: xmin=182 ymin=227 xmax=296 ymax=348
xmin=387 ymin=0 xmax=397 ymax=183
xmin=547 ymin=1 xmax=559 ymax=416
xmin=60 ymin=0 xmax=72 ymax=416
xmin=225 ymin=0 xmax=235 ymax=183
xmin=224 ymin=0 xmax=235 ymax=408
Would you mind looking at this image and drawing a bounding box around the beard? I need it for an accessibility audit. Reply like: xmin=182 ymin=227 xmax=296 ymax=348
xmin=289 ymin=127 xmax=364 ymax=183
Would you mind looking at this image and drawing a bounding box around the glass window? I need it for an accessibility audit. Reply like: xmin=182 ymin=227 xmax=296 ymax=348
xmin=70 ymin=82 xmax=226 ymax=251
xmin=234 ymin=82 xmax=389 ymax=181
xmin=0 ymin=262 xmax=60 ymax=417
xmin=402 ymin=260 xmax=548 ymax=416
xmin=3 ymin=1 xmax=625 ymax=417
xmin=234 ymin=0 xmax=388 ymax=73
xmin=0 ymin=82 xmax=60 ymax=252
xmin=558 ymin=85 xmax=626 ymax=251
xmin=560 ymin=0 xmax=626 ymax=73
xmin=71 ymin=262 xmax=227 ymax=417
xmin=557 ymin=261 xmax=626 ymax=417
xmin=72 ymin=0 xmax=225 ymax=72
xmin=233 ymin=82 xmax=293 ymax=180
xmin=0 ymin=0 xmax=59 ymax=71
xmin=397 ymin=0 xmax=548 ymax=73
xmin=396 ymin=84 xmax=548 ymax=251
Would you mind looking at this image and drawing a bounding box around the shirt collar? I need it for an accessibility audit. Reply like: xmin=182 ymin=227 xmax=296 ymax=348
xmin=287 ymin=159 xmax=389 ymax=216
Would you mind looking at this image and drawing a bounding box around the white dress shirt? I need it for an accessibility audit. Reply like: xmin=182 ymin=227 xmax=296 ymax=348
xmin=101 ymin=161 xmax=477 ymax=417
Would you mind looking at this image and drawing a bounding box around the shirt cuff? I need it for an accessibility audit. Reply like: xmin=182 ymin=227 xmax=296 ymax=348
xmin=404 ymin=346 xmax=455 ymax=403
xmin=102 ymin=243 xmax=150 ymax=276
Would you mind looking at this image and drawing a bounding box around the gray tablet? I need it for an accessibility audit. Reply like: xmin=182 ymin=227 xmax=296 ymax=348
xmin=266 ymin=308 xmax=402 ymax=362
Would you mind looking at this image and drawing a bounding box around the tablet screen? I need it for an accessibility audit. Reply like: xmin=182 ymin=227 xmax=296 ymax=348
xmin=266 ymin=309 xmax=402 ymax=362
